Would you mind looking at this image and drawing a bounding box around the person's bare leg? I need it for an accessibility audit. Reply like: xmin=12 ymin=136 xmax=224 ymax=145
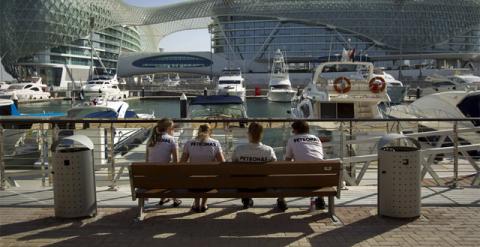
xmin=200 ymin=198 xmax=208 ymax=212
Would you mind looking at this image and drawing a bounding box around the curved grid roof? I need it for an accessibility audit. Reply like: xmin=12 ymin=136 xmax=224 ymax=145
xmin=1 ymin=0 xmax=480 ymax=70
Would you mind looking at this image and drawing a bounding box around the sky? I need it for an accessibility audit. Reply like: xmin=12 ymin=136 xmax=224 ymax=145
xmin=1 ymin=0 xmax=210 ymax=80
xmin=123 ymin=0 xmax=211 ymax=52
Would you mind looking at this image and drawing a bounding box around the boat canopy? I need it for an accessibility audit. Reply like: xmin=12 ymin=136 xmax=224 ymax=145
xmin=190 ymin=95 xmax=244 ymax=105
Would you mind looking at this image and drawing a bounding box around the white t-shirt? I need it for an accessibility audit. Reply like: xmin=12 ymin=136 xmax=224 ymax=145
xmin=147 ymin=133 xmax=177 ymax=163
xmin=285 ymin=134 xmax=324 ymax=161
xmin=231 ymin=143 xmax=277 ymax=162
xmin=183 ymin=137 xmax=223 ymax=162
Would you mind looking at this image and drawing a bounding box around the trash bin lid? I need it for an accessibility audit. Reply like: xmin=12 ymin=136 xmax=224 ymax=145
xmin=54 ymin=135 xmax=94 ymax=151
xmin=378 ymin=134 xmax=421 ymax=150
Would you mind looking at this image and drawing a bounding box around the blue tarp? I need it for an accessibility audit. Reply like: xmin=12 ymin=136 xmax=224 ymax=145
xmin=84 ymin=110 xmax=118 ymax=118
xmin=190 ymin=95 xmax=243 ymax=105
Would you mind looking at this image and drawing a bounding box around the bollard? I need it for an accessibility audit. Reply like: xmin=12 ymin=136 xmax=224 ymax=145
xmin=255 ymin=86 xmax=261 ymax=96
xmin=141 ymin=87 xmax=145 ymax=98
xmin=180 ymin=93 xmax=188 ymax=118
xmin=203 ymin=87 xmax=208 ymax=96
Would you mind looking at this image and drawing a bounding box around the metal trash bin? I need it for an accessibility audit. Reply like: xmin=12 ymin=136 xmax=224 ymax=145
xmin=378 ymin=134 xmax=421 ymax=218
xmin=52 ymin=135 xmax=97 ymax=218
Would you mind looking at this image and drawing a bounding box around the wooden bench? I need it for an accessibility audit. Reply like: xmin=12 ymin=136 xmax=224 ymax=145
xmin=129 ymin=160 xmax=342 ymax=221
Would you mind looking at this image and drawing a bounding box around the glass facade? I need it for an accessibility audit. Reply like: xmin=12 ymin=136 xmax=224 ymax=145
xmin=212 ymin=16 xmax=480 ymax=70
xmin=133 ymin=55 xmax=213 ymax=69
xmin=1 ymin=0 xmax=479 ymax=77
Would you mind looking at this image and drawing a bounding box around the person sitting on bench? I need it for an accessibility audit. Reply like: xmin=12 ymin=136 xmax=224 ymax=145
xmin=181 ymin=124 xmax=225 ymax=213
xmin=231 ymin=122 xmax=277 ymax=209
xmin=279 ymin=120 xmax=326 ymax=211
xmin=146 ymin=118 xmax=182 ymax=207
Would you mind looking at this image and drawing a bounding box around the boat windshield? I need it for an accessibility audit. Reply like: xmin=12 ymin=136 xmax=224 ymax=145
xmin=7 ymin=85 xmax=26 ymax=90
xmin=190 ymin=104 xmax=246 ymax=118
xmin=88 ymin=81 xmax=105 ymax=85
xmin=271 ymin=85 xmax=291 ymax=90
xmin=219 ymin=80 xmax=241 ymax=85
xmin=457 ymin=94 xmax=480 ymax=126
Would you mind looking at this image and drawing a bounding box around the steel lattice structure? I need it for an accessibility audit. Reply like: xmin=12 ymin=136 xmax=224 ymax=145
xmin=1 ymin=0 xmax=480 ymax=73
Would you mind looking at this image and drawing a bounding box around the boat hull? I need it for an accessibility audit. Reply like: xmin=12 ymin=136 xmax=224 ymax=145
xmin=267 ymin=90 xmax=295 ymax=102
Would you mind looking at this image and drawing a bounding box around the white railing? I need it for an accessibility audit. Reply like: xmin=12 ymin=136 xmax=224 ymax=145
xmin=0 ymin=118 xmax=479 ymax=190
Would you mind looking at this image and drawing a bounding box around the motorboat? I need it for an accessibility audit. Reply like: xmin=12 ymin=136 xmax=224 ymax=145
xmin=0 ymin=83 xmax=50 ymax=101
xmin=81 ymin=74 xmax=128 ymax=100
xmin=188 ymin=95 xmax=247 ymax=119
xmin=0 ymin=81 xmax=10 ymax=91
xmin=60 ymin=98 xmax=154 ymax=164
xmin=448 ymin=74 xmax=480 ymax=90
xmin=178 ymin=95 xmax=248 ymax=160
xmin=291 ymin=61 xmax=390 ymax=119
xmin=267 ymin=49 xmax=296 ymax=102
xmin=0 ymin=99 xmax=65 ymax=168
xmin=421 ymin=76 xmax=471 ymax=96
xmin=387 ymin=90 xmax=480 ymax=157
xmin=290 ymin=61 xmax=393 ymax=158
xmin=216 ymin=68 xmax=246 ymax=102
xmin=164 ymin=74 xmax=180 ymax=87
xmin=374 ymin=68 xmax=407 ymax=105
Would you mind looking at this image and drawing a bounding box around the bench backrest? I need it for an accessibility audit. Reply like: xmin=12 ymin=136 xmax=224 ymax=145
xmin=130 ymin=161 xmax=342 ymax=190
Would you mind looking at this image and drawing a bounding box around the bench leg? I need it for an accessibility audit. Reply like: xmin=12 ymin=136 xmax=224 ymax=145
xmin=136 ymin=198 xmax=146 ymax=221
xmin=328 ymin=196 xmax=340 ymax=223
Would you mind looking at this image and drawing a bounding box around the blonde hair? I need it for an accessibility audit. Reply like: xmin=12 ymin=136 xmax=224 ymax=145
xmin=196 ymin=124 xmax=211 ymax=142
xmin=148 ymin=118 xmax=173 ymax=147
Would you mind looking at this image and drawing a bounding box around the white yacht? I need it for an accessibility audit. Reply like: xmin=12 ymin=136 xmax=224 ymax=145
xmin=81 ymin=74 xmax=128 ymax=100
xmin=290 ymin=61 xmax=393 ymax=158
xmin=388 ymin=90 xmax=480 ymax=153
xmin=0 ymin=81 xmax=10 ymax=91
xmin=0 ymin=82 xmax=50 ymax=100
xmin=216 ymin=68 xmax=246 ymax=102
xmin=448 ymin=74 xmax=480 ymax=90
xmin=267 ymin=49 xmax=296 ymax=102
xmin=165 ymin=74 xmax=180 ymax=87
xmin=373 ymin=68 xmax=407 ymax=105
xmin=291 ymin=61 xmax=390 ymax=119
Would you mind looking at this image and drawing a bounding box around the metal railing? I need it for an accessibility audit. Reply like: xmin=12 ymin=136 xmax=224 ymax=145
xmin=0 ymin=117 xmax=479 ymax=191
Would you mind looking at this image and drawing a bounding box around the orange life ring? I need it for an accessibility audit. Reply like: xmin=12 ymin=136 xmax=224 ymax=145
xmin=333 ymin=77 xmax=352 ymax=94
xmin=369 ymin=77 xmax=386 ymax=94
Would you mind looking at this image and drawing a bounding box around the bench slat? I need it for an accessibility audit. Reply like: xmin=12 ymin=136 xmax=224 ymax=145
xmin=132 ymin=174 xmax=339 ymax=189
xmin=131 ymin=162 xmax=342 ymax=177
xmin=137 ymin=187 xmax=337 ymax=198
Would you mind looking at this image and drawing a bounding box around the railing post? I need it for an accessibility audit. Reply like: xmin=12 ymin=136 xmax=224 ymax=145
xmin=450 ymin=121 xmax=460 ymax=189
xmin=108 ymin=123 xmax=117 ymax=190
xmin=49 ymin=123 xmax=59 ymax=187
xmin=40 ymin=123 xmax=47 ymax=187
xmin=0 ymin=125 xmax=5 ymax=190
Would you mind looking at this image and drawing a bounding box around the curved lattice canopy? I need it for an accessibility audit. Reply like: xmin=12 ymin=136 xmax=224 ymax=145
xmin=1 ymin=0 xmax=480 ymax=70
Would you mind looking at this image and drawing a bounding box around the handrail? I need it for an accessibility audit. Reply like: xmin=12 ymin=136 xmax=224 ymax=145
xmin=0 ymin=117 xmax=478 ymax=124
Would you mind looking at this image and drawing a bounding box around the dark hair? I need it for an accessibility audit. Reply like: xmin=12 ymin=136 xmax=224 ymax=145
xmin=248 ymin=122 xmax=264 ymax=143
xmin=196 ymin=124 xmax=211 ymax=142
xmin=291 ymin=120 xmax=309 ymax=134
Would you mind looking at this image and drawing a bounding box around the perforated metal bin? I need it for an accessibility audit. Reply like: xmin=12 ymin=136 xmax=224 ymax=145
xmin=378 ymin=134 xmax=421 ymax=218
xmin=52 ymin=135 xmax=97 ymax=218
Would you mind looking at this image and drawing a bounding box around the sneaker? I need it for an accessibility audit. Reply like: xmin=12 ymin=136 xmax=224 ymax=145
xmin=315 ymin=197 xmax=326 ymax=210
xmin=191 ymin=205 xmax=200 ymax=213
xmin=242 ymin=198 xmax=254 ymax=209
xmin=200 ymin=205 xmax=209 ymax=212
xmin=276 ymin=199 xmax=288 ymax=212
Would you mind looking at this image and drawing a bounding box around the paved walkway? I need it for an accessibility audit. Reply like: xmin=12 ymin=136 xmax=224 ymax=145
xmin=1 ymin=206 xmax=479 ymax=247
xmin=1 ymin=182 xmax=479 ymax=246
